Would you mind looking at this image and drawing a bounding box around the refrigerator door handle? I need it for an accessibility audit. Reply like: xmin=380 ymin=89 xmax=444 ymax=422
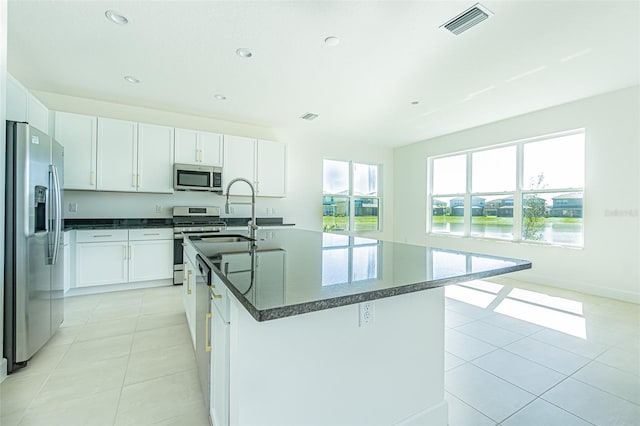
xmin=50 ymin=165 xmax=63 ymax=265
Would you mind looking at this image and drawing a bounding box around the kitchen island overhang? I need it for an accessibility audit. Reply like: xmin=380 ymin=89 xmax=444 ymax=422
xmin=189 ymin=228 xmax=531 ymax=322
xmin=185 ymin=228 xmax=531 ymax=426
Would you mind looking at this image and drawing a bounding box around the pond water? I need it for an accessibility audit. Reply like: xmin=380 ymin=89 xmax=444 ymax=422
xmin=433 ymin=220 xmax=583 ymax=245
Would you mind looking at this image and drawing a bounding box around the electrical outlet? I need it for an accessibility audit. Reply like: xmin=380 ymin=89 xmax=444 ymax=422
xmin=155 ymin=204 xmax=162 ymax=213
xmin=359 ymin=301 xmax=375 ymax=327
xmin=68 ymin=203 xmax=78 ymax=213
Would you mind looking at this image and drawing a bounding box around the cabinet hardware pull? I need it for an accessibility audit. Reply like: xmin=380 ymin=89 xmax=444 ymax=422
xmin=137 ymin=174 xmax=141 ymax=188
xmin=90 ymin=171 xmax=96 ymax=186
xmin=205 ymin=312 xmax=212 ymax=352
xmin=211 ymin=291 xmax=222 ymax=300
xmin=93 ymin=234 xmax=112 ymax=237
xmin=186 ymin=270 xmax=192 ymax=295
xmin=144 ymin=233 xmax=160 ymax=236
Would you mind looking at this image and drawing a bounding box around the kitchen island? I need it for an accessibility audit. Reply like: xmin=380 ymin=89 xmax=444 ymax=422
xmin=185 ymin=228 xmax=531 ymax=426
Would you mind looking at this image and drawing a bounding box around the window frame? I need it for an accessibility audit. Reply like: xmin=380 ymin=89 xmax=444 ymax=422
xmin=427 ymin=129 xmax=585 ymax=247
xmin=323 ymin=159 xmax=382 ymax=233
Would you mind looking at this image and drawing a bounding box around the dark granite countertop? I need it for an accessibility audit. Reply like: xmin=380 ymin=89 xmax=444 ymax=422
xmin=64 ymin=217 xmax=294 ymax=231
xmin=188 ymin=228 xmax=531 ymax=322
xmin=64 ymin=218 xmax=174 ymax=230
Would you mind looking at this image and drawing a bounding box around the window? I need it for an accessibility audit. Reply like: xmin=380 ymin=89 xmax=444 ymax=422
xmin=428 ymin=130 xmax=585 ymax=246
xmin=323 ymin=160 xmax=380 ymax=232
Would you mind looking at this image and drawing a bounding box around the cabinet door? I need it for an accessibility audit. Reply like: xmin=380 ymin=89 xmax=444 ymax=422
xmin=256 ymin=140 xmax=286 ymax=197
xmin=129 ymin=240 xmax=173 ymax=282
xmin=211 ymin=303 xmax=230 ymax=426
xmin=55 ymin=112 xmax=97 ymax=190
xmin=137 ymin=123 xmax=174 ymax=193
xmin=76 ymin=242 xmax=128 ymax=287
xmin=222 ymin=135 xmax=256 ymax=196
xmin=175 ymin=128 xmax=199 ymax=164
xmin=97 ymin=118 xmax=138 ymax=192
xmin=198 ymin=131 xmax=223 ymax=166
xmin=6 ymin=74 xmax=28 ymax=122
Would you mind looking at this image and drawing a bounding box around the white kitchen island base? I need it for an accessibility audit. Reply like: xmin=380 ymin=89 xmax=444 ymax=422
xmin=224 ymin=288 xmax=448 ymax=426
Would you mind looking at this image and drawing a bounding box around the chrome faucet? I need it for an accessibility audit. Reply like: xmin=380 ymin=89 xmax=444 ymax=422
xmin=225 ymin=177 xmax=257 ymax=242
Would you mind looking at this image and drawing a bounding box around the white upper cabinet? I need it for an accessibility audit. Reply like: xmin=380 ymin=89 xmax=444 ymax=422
xmin=28 ymin=95 xmax=49 ymax=134
xmin=257 ymin=139 xmax=286 ymax=197
xmin=97 ymin=118 xmax=138 ymax=192
xmin=55 ymin=112 xmax=98 ymax=190
xmin=97 ymin=119 xmax=174 ymax=193
xmin=223 ymin=135 xmax=256 ymax=196
xmin=6 ymin=74 xmax=49 ymax=133
xmin=175 ymin=128 xmax=222 ymax=166
xmin=137 ymin=123 xmax=174 ymax=193
xmin=223 ymin=135 xmax=286 ymax=197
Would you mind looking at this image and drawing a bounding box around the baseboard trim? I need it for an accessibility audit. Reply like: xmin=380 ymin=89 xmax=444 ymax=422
xmin=489 ymin=274 xmax=640 ymax=304
xmin=64 ymin=279 xmax=173 ymax=297
xmin=395 ymin=400 xmax=449 ymax=426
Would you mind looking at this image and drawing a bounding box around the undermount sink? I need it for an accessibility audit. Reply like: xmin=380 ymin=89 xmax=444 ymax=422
xmin=199 ymin=235 xmax=254 ymax=243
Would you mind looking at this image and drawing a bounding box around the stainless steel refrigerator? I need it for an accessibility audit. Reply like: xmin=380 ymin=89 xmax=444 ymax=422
xmin=4 ymin=121 xmax=64 ymax=374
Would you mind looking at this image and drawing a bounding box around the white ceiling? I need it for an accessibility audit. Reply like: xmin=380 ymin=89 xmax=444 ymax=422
xmin=7 ymin=1 xmax=640 ymax=147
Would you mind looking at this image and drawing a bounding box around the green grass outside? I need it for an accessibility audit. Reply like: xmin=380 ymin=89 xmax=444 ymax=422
xmin=323 ymin=215 xmax=379 ymax=232
xmin=432 ymin=215 xmax=582 ymax=225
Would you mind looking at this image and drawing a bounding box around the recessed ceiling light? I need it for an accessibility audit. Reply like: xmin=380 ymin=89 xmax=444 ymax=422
xmin=214 ymin=94 xmax=227 ymax=100
xmin=301 ymin=112 xmax=319 ymax=121
xmin=236 ymin=48 xmax=253 ymax=58
xmin=124 ymin=76 xmax=140 ymax=84
xmin=324 ymin=36 xmax=340 ymax=46
xmin=105 ymin=10 xmax=128 ymax=25
xmin=411 ymin=101 xmax=420 ymax=105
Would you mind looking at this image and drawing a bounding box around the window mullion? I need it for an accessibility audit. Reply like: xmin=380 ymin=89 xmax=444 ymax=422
xmin=464 ymin=153 xmax=472 ymax=236
xmin=514 ymin=143 xmax=524 ymax=240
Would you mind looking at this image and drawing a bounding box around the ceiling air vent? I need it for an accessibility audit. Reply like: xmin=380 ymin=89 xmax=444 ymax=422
xmin=301 ymin=112 xmax=319 ymax=121
xmin=441 ymin=3 xmax=493 ymax=35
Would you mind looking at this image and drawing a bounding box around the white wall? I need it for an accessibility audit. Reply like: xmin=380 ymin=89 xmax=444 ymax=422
xmin=32 ymin=91 xmax=395 ymax=238
xmin=1 ymin=0 xmax=8 ymax=382
xmin=394 ymin=86 xmax=640 ymax=303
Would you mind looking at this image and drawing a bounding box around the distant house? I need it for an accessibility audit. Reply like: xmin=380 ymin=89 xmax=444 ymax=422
xmin=354 ymin=198 xmax=378 ymax=217
xmin=432 ymin=199 xmax=447 ymax=216
xmin=450 ymin=197 xmax=485 ymax=216
xmin=550 ymin=193 xmax=583 ymax=217
xmin=485 ymin=197 xmax=514 ymax=217
xmin=322 ymin=196 xmax=348 ymax=216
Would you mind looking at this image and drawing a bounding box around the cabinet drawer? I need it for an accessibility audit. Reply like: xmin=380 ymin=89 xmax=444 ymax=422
xmin=129 ymin=228 xmax=172 ymax=241
xmin=76 ymin=229 xmax=128 ymax=243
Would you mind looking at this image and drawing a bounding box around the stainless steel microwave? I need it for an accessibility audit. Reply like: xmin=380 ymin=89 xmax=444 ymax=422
xmin=174 ymin=164 xmax=223 ymax=192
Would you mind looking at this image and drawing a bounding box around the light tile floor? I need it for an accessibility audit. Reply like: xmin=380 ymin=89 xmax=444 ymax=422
xmin=445 ymin=279 xmax=640 ymax=426
xmin=0 ymin=285 xmax=210 ymax=426
xmin=1 ymin=280 xmax=639 ymax=426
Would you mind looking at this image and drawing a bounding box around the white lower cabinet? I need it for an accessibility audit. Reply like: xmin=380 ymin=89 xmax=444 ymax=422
xmin=129 ymin=229 xmax=173 ymax=282
xmin=74 ymin=228 xmax=172 ymax=288
xmin=210 ymin=276 xmax=230 ymax=426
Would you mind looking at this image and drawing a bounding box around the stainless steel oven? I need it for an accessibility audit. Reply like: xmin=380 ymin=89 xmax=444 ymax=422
xmin=173 ymin=206 xmax=226 ymax=284
xmin=174 ymin=163 xmax=223 ymax=192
